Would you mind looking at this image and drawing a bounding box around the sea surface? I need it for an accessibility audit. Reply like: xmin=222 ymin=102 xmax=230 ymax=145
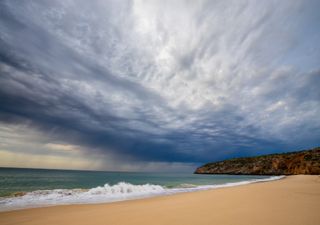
xmin=0 ymin=167 xmax=283 ymax=211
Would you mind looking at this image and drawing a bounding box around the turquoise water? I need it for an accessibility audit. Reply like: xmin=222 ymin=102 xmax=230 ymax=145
xmin=0 ymin=167 xmax=282 ymax=211
xmin=0 ymin=167 xmax=270 ymax=197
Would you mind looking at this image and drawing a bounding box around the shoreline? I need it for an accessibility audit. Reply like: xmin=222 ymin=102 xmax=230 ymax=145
xmin=0 ymin=175 xmax=319 ymax=225
xmin=0 ymin=175 xmax=284 ymax=212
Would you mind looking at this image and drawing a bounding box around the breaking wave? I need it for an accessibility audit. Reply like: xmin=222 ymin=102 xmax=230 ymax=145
xmin=0 ymin=176 xmax=284 ymax=211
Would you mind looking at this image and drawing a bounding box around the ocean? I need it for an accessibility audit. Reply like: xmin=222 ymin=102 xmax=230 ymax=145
xmin=0 ymin=167 xmax=283 ymax=211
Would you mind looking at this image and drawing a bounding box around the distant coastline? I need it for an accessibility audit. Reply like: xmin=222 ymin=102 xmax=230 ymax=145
xmin=195 ymin=147 xmax=320 ymax=175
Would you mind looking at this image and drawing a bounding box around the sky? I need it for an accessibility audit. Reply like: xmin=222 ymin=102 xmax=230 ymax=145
xmin=0 ymin=0 xmax=319 ymax=172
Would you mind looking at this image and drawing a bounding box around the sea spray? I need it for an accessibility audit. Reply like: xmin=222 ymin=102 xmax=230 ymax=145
xmin=0 ymin=176 xmax=284 ymax=212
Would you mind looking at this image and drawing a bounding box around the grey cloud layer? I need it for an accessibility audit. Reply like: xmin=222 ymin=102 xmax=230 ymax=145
xmin=0 ymin=0 xmax=319 ymax=167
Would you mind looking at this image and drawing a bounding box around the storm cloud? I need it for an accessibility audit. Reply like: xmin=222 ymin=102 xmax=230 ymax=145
xmin=0 ymin=0 xmax=319 ymax=171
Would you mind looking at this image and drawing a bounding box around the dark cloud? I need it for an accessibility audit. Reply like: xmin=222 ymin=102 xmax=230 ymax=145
xmin=0 ymin=0 xmax=319 ymax=170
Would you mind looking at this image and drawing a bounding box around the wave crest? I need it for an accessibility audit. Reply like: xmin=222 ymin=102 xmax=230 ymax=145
xmin=0 ymin=176 xmax=284 ymax=212
xmin=87 ymin=182 xmax=164 ymax=195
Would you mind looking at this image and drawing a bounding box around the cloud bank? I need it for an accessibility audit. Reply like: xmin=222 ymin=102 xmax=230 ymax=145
xmin=0 ymin=0 xmax=319 ymax=171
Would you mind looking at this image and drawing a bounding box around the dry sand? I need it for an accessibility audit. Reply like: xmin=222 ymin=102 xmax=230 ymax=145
xmin=0 ymin=175 xmax=319 ymax=225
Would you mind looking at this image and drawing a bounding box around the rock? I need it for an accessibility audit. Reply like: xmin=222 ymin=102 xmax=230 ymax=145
xmin=194 ymin=147 xmax=320 ymax=175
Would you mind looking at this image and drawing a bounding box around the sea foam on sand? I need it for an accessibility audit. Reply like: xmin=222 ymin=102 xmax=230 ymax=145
xmin=0 ymin=176 xmax=284 ymax=212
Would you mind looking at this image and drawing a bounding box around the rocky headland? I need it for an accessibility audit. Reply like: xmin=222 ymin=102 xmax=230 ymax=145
xmin=195 ymin=147 xmax=320 ymax=175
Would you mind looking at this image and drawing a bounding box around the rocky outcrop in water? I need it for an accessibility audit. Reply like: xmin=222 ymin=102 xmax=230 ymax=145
xmin=195 ymin=147 xmax=320 ymax=175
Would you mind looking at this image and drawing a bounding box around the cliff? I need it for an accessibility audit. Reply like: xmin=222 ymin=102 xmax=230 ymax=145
xmin=195 ymin=147 xmax=320 ymax=175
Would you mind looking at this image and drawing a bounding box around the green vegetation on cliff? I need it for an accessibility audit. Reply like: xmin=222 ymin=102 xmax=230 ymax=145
xmin=195 ymin=147 xmax=320 ymax=175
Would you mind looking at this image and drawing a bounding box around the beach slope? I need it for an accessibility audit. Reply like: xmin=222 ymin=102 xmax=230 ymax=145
xmin=0 ymin=175 xmax=319 ymax=225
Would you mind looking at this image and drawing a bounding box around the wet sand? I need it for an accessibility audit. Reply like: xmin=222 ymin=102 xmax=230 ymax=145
xmin=0 ymin=175 xmax=319 ymax=225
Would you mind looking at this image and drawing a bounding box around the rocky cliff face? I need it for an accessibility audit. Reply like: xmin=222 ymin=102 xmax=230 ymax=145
xmin=195 ymin=147 xmax=320 ymax=175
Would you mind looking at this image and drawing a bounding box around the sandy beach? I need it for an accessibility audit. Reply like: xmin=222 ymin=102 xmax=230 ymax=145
xmin=0 ymin=175 xmax=319 ymax=225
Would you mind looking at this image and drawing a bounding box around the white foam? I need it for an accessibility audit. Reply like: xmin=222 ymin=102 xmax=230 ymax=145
xmin=0 ymin=176 xmax=284 ymax=212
